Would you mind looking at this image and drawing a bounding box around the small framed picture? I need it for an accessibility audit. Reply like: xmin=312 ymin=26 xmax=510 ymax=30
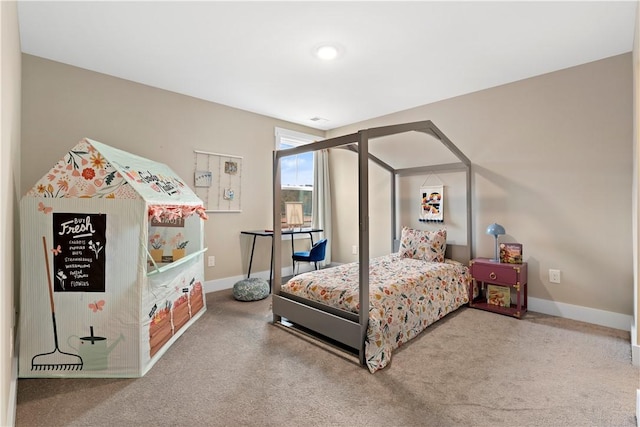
xmin=194 ymin=170 xmax=212 ymax=188
xmin=224 ymin=161 xmax=238 ymax=174
xmin=500 ymin=243 xmax=523 ymax=264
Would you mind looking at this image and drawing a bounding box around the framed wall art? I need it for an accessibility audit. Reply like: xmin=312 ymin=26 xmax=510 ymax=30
xmin=419 ymin=185 xmax=444 ymax=223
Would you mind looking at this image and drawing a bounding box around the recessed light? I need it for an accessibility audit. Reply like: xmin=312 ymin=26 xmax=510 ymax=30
xmin=316 ymin=45 xmax=338 ymax=60
xmin=313 ymin=42 xmax=344 ymax=61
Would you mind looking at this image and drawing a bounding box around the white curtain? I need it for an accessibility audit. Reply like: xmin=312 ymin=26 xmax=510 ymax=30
xmin=312 ymin=149 xmax=331 ymax=265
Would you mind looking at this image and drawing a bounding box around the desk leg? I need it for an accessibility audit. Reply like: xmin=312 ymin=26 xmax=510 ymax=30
xmin=291 ymin=235 xmax=295 ymax=274
xmin=247 ymin=235 xmax=257 ymax=278
xmin=269 ymin=236 xmax=274 ymax=290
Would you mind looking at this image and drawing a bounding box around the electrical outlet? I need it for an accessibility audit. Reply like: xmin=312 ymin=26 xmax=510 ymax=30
xmin=352 ymin=245 xmax=358 ymax=255
xmin=208 ymin=256 xmax=216 ymax=267
xmin=549 ymin=269 xmax=561 ymax=283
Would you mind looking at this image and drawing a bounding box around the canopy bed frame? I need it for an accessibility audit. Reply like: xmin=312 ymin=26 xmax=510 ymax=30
xmin=271 ymin=120 xmax=472 ymax=370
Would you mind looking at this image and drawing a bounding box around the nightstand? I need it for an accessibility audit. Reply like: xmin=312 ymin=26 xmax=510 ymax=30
xmin=469 ymin=258 xmax=527 ymax=318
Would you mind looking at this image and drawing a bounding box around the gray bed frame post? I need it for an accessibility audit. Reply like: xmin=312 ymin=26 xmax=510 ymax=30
xmin=357 ymin=129 xmax=370 ymax=366
xmin=272 ymin=149 xmax=283 ymax=323
xmin=391 ymin=170 xmax=397 ymax=253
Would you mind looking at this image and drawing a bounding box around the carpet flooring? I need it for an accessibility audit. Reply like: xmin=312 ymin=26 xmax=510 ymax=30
xmin=15 ymin=289 xmax=639 ymax=426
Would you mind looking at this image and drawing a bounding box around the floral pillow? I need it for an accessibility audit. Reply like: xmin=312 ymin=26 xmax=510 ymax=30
xmin=398 ymin=227 xmax=447 ymax=263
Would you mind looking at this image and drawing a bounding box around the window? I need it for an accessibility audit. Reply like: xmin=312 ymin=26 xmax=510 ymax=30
xmin=275 ymin=128 xmax=318 ymax=229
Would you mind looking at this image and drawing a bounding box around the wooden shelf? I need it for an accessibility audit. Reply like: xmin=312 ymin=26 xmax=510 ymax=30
xmin=469 ymin=299 xmax=524 ymax=318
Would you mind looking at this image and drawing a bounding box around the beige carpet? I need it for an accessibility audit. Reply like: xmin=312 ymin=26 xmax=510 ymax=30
xmin=16 ymin=289 xmax=638 ymax=426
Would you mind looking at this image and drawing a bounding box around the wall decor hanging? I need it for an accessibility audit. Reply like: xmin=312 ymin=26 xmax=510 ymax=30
xmin=194 ymin=170 xmax=212 ymax=188
xmin=419 ymin=185 xmax=444 ymax=223
xmin=193 ymin=150 xmax=242 ymax=212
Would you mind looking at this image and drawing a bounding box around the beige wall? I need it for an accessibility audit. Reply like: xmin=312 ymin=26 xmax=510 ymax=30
xmin=21 ymin=54 xmax=324 ymax=283
xmin=1 ymin=1 xmax=21 ymax=425
xmin=18 ymin=50 xmax=636 ymax=320
xmin=329 ymin=54 xmax=634 ymax=317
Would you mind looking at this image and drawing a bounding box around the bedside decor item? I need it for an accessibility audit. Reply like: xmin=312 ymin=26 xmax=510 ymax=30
xmin=500 ymin=243 xmax=523 ymax=264
xmin=487 ymin=284 xmax=510 ymax=307
xmin=486 ymin=223 xmax=505 ymax=262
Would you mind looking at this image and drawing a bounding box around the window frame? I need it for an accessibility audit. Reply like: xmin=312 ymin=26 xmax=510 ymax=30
xmin=274 ymin=127 xmax=322 ymax=237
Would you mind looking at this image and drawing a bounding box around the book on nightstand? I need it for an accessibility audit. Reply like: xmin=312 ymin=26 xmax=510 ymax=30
xmin=487 ymin=284 xmax=510 ymax=307
xmin=500 ymin=243 xmax=523 ymax=264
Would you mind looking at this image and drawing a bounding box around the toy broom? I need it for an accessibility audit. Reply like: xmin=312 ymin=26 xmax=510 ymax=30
xmin=31 ymin=236 xmax=83 ymax=371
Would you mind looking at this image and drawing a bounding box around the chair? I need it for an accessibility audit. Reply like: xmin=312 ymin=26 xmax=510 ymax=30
xmin=292 ymin=238 xmax=327 ymax=274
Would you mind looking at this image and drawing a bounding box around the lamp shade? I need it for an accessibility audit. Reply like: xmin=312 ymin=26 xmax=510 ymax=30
xmin=486 ymin=223 xmax=506 ymax=237
xmin=486 ymin=223 xmax=505 ymax=262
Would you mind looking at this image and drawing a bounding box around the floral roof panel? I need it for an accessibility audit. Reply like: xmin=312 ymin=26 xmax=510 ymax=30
xmin=25 ymin=138 xmax=204 ymax=206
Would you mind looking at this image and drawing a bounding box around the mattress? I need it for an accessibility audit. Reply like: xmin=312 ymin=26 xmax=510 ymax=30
xmin=281 ymin=253 xmax=471 ymax=372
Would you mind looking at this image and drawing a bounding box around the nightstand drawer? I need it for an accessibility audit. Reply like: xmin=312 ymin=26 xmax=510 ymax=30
xmin=471 ymin=263 xmax=517 ymax=285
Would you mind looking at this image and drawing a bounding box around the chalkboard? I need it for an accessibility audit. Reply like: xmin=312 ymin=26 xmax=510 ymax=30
xmin=52 ymin=213 xmax=106 ymax=292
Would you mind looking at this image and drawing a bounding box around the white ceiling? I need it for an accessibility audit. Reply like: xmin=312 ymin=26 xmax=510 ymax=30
xmin=17 ymin=1 xmax=638 ymax=131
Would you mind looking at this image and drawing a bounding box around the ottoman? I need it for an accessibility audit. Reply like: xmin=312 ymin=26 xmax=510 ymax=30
xmin=232 ymin=277 xmax=270 ymax=301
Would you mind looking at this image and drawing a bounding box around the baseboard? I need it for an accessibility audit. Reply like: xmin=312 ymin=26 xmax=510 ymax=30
xmin=636 ymin=388 xmax=639 ymax=427
xmin=204 ymin=278 xmax=634 ymax=333
xmin=634 ymin=327 xmax=639 ymax=427
xmin=203 ymin=264 xmax=317 ymax=294
xmin=632 ymin=323 xmax=639 ymax=367
xmin=528 ymin=297 xmax=633 ymax=332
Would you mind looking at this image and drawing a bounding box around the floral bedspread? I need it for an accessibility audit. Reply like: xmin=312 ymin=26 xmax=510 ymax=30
xmin=281 ymin=253 xmax=471 ymax=372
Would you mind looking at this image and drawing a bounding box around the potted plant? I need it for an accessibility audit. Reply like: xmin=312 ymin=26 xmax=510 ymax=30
xmin=170 ymin=232 xmax=188 ymax=261
xmin=149 ymin=234 xmax=165 ymax=263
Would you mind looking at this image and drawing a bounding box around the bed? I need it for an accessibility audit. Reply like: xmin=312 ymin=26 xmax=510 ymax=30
xmin=271 ymin=121 xmax=473 ymax=372
xmin=281 ymin=250 xmax=471 ymax=372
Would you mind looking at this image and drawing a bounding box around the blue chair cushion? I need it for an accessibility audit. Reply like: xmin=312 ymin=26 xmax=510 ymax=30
xmin=233 ymin=278 xmax=270 ymax=301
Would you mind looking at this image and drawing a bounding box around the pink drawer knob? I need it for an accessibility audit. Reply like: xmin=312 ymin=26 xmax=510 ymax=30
xmin=489 ymin=272 xmax=497 ymax=280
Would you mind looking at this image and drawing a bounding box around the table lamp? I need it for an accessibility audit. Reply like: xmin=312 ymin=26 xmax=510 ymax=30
xmin=486 ymin=223 xmax=505 ymax=262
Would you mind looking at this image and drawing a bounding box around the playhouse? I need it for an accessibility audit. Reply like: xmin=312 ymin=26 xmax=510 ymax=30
xmin=19 ymin=138 xmax=207 ymax=377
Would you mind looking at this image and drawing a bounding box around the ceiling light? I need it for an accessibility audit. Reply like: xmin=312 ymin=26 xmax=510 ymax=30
xmin=316 ymin=45 xmax=339 ymax=61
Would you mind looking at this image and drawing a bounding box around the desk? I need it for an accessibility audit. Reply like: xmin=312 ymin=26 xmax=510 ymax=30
xmin=240 ymin=228 xmax=323 ymax=288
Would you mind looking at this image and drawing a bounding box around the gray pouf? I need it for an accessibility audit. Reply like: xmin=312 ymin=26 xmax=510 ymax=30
xmin=233 ymin=278 xmax=270 ymax=301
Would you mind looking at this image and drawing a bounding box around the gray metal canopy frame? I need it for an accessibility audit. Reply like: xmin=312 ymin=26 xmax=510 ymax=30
xmin=271 ymin=120 xmax=472 ymax=366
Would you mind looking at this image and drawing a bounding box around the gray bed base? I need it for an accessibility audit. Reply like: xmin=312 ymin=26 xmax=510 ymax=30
xmin=271 ymin=120 xmax=472 ymax=366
